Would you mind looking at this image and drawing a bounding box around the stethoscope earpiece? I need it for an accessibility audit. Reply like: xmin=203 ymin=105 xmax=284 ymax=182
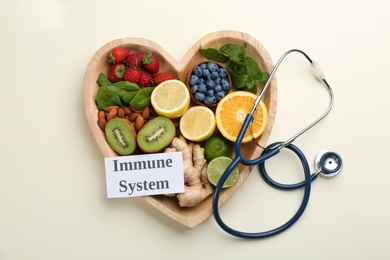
xmin=314 ymin=149 xmax=343 ymax=178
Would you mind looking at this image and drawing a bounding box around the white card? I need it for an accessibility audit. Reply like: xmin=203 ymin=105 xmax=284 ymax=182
xmin=104 ymin=152 xmax=184 ymax=198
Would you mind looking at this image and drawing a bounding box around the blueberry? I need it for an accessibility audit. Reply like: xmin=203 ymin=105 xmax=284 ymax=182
xmin=214 ymin=84 xmax=222 ymax=92
xmin=216 ymin=91 xmax=226 ymax=101
xmin=215 ymin=78 xmax=221 ymax=85
xmin=206 ymin=79 xmax=215 ymax=89
xmin=198 ymin=83 xmax=207 ymax=94
xmin=207 ymin=62 xmax=219 ymax=72
xmin=200 ymin=63 xmax=207 ymax=69
xmin=193 ymin=66 xmax=203 ymax=77
xmin=202 ymin=69 xmax=211 ymax=79
xmin=211 ymin=71 xmax=219 ymax=80
xmin=194 ymin=92 xmax=205 ymax=102
xmin=207 ymin=89 xmax=214 ymax=96
xmin=190 ymin=84 xmax=199 ymax=94
xmin=190 ymin=75 xmax=200 ymax=86
xmin=221 ymin=79 xmax=231 ymax=91
xmin=218 ymin=68 xmax=227 ymax=78
xmin=204 ymin=96 xmax=217 ymax=105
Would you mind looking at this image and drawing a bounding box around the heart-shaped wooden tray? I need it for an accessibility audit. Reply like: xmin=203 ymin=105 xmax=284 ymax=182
xmin=83 ymin=30 xmax=277 ymax=228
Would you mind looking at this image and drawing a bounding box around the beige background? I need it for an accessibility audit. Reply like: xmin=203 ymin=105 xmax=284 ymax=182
xmin=1 ymin=0 xmax=389 ymax=259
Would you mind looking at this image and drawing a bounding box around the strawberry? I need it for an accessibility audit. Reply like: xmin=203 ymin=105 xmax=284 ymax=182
xmin=108 ymin=63 xmax=126 ymax=82
xmin=107 ymin=47 xmax=130 ymax=64
xmin=153 ymin=72 xmax=174 ymax=85
xmin=142 ymin=53 xmax=159 ymax=73
xmin=138 ymin=69 xmax=153 ymax=87
xmin=124 ymin=67 xmax=141 ymax=83
xmin=126 ymin=52 xmax=144 ymax=68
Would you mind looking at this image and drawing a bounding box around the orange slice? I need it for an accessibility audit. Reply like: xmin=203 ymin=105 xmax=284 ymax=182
xmin=215 ymin=91 xmax=268 ymax=143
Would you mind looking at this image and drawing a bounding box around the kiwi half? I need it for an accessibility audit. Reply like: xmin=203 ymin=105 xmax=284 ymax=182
xmin=105 ymin=118 xmax=137 ymax=155
xmin=137 ymin=116 xmax=175 ymax=153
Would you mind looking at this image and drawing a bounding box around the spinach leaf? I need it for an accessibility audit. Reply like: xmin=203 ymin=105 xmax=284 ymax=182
xmin=123 ymin=92 xmax=138 ymax=104
xmin=95 ymin=85 xmax=122 ymax=109
xmin=112 ymin=81 xmax=141 ymax=92
xmin=96 ymin=73 xmax=111 ymax=87
xmin=130 ymin=87 xmax=155 ymax=110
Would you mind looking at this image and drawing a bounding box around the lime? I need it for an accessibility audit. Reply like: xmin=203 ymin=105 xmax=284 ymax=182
xmin=203 ymin=134 xmax=233 ymax=162
xmin=207 ymin=156 xmax=239 ymax=188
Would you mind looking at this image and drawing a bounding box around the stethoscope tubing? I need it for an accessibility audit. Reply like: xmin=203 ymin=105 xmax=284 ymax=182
xmin=211 ymin=49 xmax=339 ymax=239
xmin=212 ymin=142 xmax=312 ymax=239
xmin=259 ymin=142 xmax=319 ymax=190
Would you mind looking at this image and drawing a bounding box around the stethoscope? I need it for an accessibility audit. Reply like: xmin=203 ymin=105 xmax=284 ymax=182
xmin=212 ymin=49 xmax=343 ymax=239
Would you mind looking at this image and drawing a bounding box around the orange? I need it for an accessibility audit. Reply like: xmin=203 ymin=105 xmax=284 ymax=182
xmin=215 ymin=91 xmax=268 ymax=143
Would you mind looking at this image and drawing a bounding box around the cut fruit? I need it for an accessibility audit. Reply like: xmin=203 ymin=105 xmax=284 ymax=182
xmin=215 ymin=91 xmax=268 ymax=143
xmin=137 ymin=116 xmax=176 ymax=153
xmin=151 ymin=79 xmax=190 ymax=119
xmin=207 ymin=156 xmax=239 ymax=188
xmin=179 ymin=106 xmax=216 ymax=142
xmin=105 ymin=118 xmax=137 ymax=155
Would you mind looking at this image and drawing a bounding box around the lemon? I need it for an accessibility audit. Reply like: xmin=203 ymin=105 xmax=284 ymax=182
xmin=203 ymin=134 xmax=233 ymax=162
xmin=151 ymin=79 xmax=190 ymax=119
xmin=179 ymin=106 xmax=216 ymax=142
xmin=207 ymin=156 xmax=239 ymax=188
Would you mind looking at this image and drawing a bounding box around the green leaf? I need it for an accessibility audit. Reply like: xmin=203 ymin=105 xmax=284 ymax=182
xmin=199 ymin=43 xmax=269 ymax=93
xmin=130 ymin=87 xmax=155 ymax=110
xmin=226 ymin=62 xmax=247 ymax=76
xmin=112 ymin=81 xmax=141 ymax=92
xmin=200 ymin=47 xmax=230 ymax=63
xmin=95 ymin=85 xmax=122 ymax=109
xmin=245 ymin=78 xmax=258 ymax=94
xmin=123 ymin=92 xmax=138 ymax=104
xmin=96 ymin=73 xmax=111 ymax=87
xmin=226 ymin=63 xmax=248 ymax=88
xmin=105 ymin=85 xmax=128 ymax=100
xmin=220 ymin=44 xmax=247 ymax=65
xmin=245 ymin=57 xmax=262 ymax=76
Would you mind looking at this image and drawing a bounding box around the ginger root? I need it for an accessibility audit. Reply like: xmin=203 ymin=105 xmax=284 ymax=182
xmin=164 ymin=136 xmax=213 ymax=207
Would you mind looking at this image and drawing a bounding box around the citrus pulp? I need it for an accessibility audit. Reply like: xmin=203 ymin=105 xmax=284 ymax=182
xmin=215 ymin=91 xmax=268 ymax=143
xmin=151 ymin=79 xmax=190 ymax=119
xmin=207 ymin=156 xmax=239 ymax=188
xmin=179 ymin=106 xmax=216 ymax=142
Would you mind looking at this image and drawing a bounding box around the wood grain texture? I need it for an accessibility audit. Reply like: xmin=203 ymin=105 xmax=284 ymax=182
xmin=83 ymin=30 xmax=277 ymax=228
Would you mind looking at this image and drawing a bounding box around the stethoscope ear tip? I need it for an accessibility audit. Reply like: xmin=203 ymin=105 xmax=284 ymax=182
xmin=314 ymin=149 xmax=343 ymax=178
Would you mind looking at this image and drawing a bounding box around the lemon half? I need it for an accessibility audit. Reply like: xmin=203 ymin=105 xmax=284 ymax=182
xmin=151 ymin=79 xmax=190 ymax=119
xmin=179 ymin=106 xmax=216 ymax=142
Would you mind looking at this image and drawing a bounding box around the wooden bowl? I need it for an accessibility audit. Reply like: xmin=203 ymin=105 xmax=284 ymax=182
xmin=83 ymin=30 xmax=277 ymax=228
xmin=186 ymin=60 xmax=232 ymax=108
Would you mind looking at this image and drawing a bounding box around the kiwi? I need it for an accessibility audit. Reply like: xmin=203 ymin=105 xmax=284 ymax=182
xmin=137 ymin=116 xmax=175 ymax=153
xmin=105 ymin=118 xmax=137 ymax=155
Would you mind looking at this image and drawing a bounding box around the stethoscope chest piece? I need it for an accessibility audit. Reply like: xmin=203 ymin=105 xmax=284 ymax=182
xmin=314 ymin=149 xmax=343 ymax=178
